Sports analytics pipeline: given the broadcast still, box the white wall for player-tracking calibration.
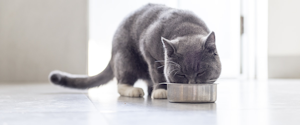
[268,0,300,78]
[269,0,300,56]
[0,0,88,82]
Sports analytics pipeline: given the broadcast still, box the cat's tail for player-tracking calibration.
[48,62,114,89]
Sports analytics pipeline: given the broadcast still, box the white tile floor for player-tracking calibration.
[1,79,300,125]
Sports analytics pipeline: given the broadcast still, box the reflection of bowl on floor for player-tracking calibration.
[166,83,217,103]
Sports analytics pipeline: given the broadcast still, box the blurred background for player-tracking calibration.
[0,0,299,83]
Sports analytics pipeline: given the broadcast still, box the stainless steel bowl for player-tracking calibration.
[166,83,217,103]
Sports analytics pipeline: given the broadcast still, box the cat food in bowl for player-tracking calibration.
[166,83,217,103]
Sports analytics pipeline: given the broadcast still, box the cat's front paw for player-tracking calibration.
[118,84,144,98]
[121,87,145,98]
[126,87,145,97]
[151,89,167,99]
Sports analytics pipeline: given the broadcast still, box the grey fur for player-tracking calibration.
[49,4,221,95]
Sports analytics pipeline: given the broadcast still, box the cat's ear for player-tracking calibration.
[205,31,216,49]
[161,37,175,56]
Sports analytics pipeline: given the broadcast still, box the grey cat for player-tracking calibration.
[49,4,221,99]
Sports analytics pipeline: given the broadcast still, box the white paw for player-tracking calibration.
[151,89,167,99]
[125,87,145,97]
[118,84,144,98]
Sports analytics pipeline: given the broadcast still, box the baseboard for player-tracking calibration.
[268,56,300,78]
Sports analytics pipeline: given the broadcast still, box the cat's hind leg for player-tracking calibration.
[113,52,145,98]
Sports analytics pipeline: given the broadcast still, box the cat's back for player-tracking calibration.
[124,4,171,41]
[122,4,208,41]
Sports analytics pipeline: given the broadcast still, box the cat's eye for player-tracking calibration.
[208,49,217,56]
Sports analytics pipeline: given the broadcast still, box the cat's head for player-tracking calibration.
[161,32,221,84]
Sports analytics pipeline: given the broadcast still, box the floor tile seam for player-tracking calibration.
[84,94,103,112]
[85,94,112,124]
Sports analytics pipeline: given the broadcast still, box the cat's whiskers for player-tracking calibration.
[155,60,181,68]
[157,65,164,69]
[173,71,179,76]
[168,69,179,76]
[156,63,178,69]
[155,60,165,63]
[167,61,181,68]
